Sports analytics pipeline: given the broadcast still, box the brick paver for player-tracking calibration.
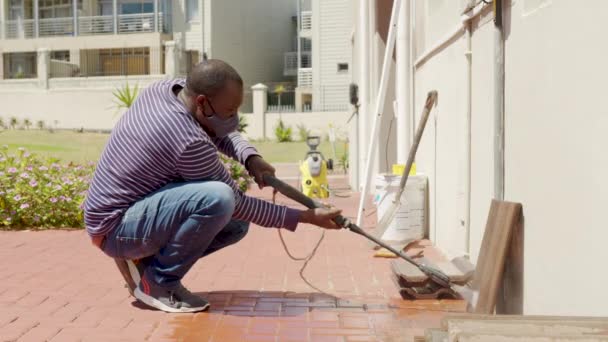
[0,167,465,341]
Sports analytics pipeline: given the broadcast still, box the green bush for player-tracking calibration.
[0,146,94,229]
[219,153,252,192]
[274,119,293,142]
[0,146,251,230]
[296,123,310,141]
[238,115,248,134]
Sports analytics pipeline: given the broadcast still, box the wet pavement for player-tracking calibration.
[0,169,465,341]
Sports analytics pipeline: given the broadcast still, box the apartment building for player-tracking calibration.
[282,0,352,112]
[0,0,295,127]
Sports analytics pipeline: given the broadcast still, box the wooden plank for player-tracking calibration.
[441,314,608,330]
[456,332,608,342]
[391,258,472,285]
[391,258,428,284]
[447,319,608,342]
[497,213,524,314]
[472,200,522,314]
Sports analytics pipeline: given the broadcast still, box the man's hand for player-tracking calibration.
[299,208,343,229]
[247,155,276,189]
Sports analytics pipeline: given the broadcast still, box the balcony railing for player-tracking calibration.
[301,11,312,31]
[39,17,74,37]
[5,19,35,39]
[2,13,164,39]
[78,15,113,35]
[298,68,313,88]
[284,51,312,76]
[118,13,161,34]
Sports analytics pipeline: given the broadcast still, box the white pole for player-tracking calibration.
[396,0,411,165]
[494,0,505,200]
[356,0,402,226]
[357,0,369,190]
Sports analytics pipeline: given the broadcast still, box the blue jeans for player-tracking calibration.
[101,181,249,288]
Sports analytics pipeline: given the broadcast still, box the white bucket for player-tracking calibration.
[373,174,427,244]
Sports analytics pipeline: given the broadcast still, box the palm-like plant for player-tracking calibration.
[37,120,45,130]
[23,118,32,130]
[9,117,18,130]
[273,84,286,112]
[112,83,139,116]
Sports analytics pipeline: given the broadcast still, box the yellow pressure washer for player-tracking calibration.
[299,136,333,198]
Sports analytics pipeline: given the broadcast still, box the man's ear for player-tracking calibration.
[195,94,206,108]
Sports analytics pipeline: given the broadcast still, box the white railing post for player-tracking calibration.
[72,0,78,36]
[153,0,159,32]
[112,0,118,34]
[252,83,268,139]
[37,48,50,89]
[33,0,39,38]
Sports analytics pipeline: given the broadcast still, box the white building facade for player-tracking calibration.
[285,0,352,113]
[0,0,296,128]
[351,0,608,317]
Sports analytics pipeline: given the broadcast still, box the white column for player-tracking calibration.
[37,48,50,89]
[396,0,411,164]
[356,0,369,189]
[33,0,39,38]
[251,83,268,139]
[164,40,178,77]
[113,0,118,34]
[72,0,78,36]
[0,0,6,40]
[153,0,158,32]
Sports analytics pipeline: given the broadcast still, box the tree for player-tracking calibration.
[9,117,18,130]
[37,120,45,130]
[23,119,32,130]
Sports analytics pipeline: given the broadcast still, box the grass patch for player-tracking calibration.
[0,130,346,164]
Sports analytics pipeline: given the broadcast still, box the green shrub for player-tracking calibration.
[0,146,94,229]
[296,123,310,141]
[238,115,248,134]
[112,82,139,116]
[274,119,293,142]
[219,153,252,192]
[0,146,251,230]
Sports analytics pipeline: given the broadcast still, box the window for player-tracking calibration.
[121,2,153,14]
[51,50,70,62]
[186,0,199,22]
[337,63,349,72]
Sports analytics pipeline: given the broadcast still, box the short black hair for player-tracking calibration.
[185,59,243,97]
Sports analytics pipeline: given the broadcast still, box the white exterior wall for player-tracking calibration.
[311,0,352,111]
[241,111,351,141]
[0,33,165,53]
[0,76,165,129]
[355,0,608,316]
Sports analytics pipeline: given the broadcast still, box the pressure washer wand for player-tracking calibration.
[263,174,452,289]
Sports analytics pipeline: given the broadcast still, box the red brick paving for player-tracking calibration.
[0,170,465,341]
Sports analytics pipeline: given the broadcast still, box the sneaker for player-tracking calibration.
[114,257,150,296]
[134,275,210,313]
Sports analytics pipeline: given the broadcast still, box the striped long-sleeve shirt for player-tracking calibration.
[84,79,300,237]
